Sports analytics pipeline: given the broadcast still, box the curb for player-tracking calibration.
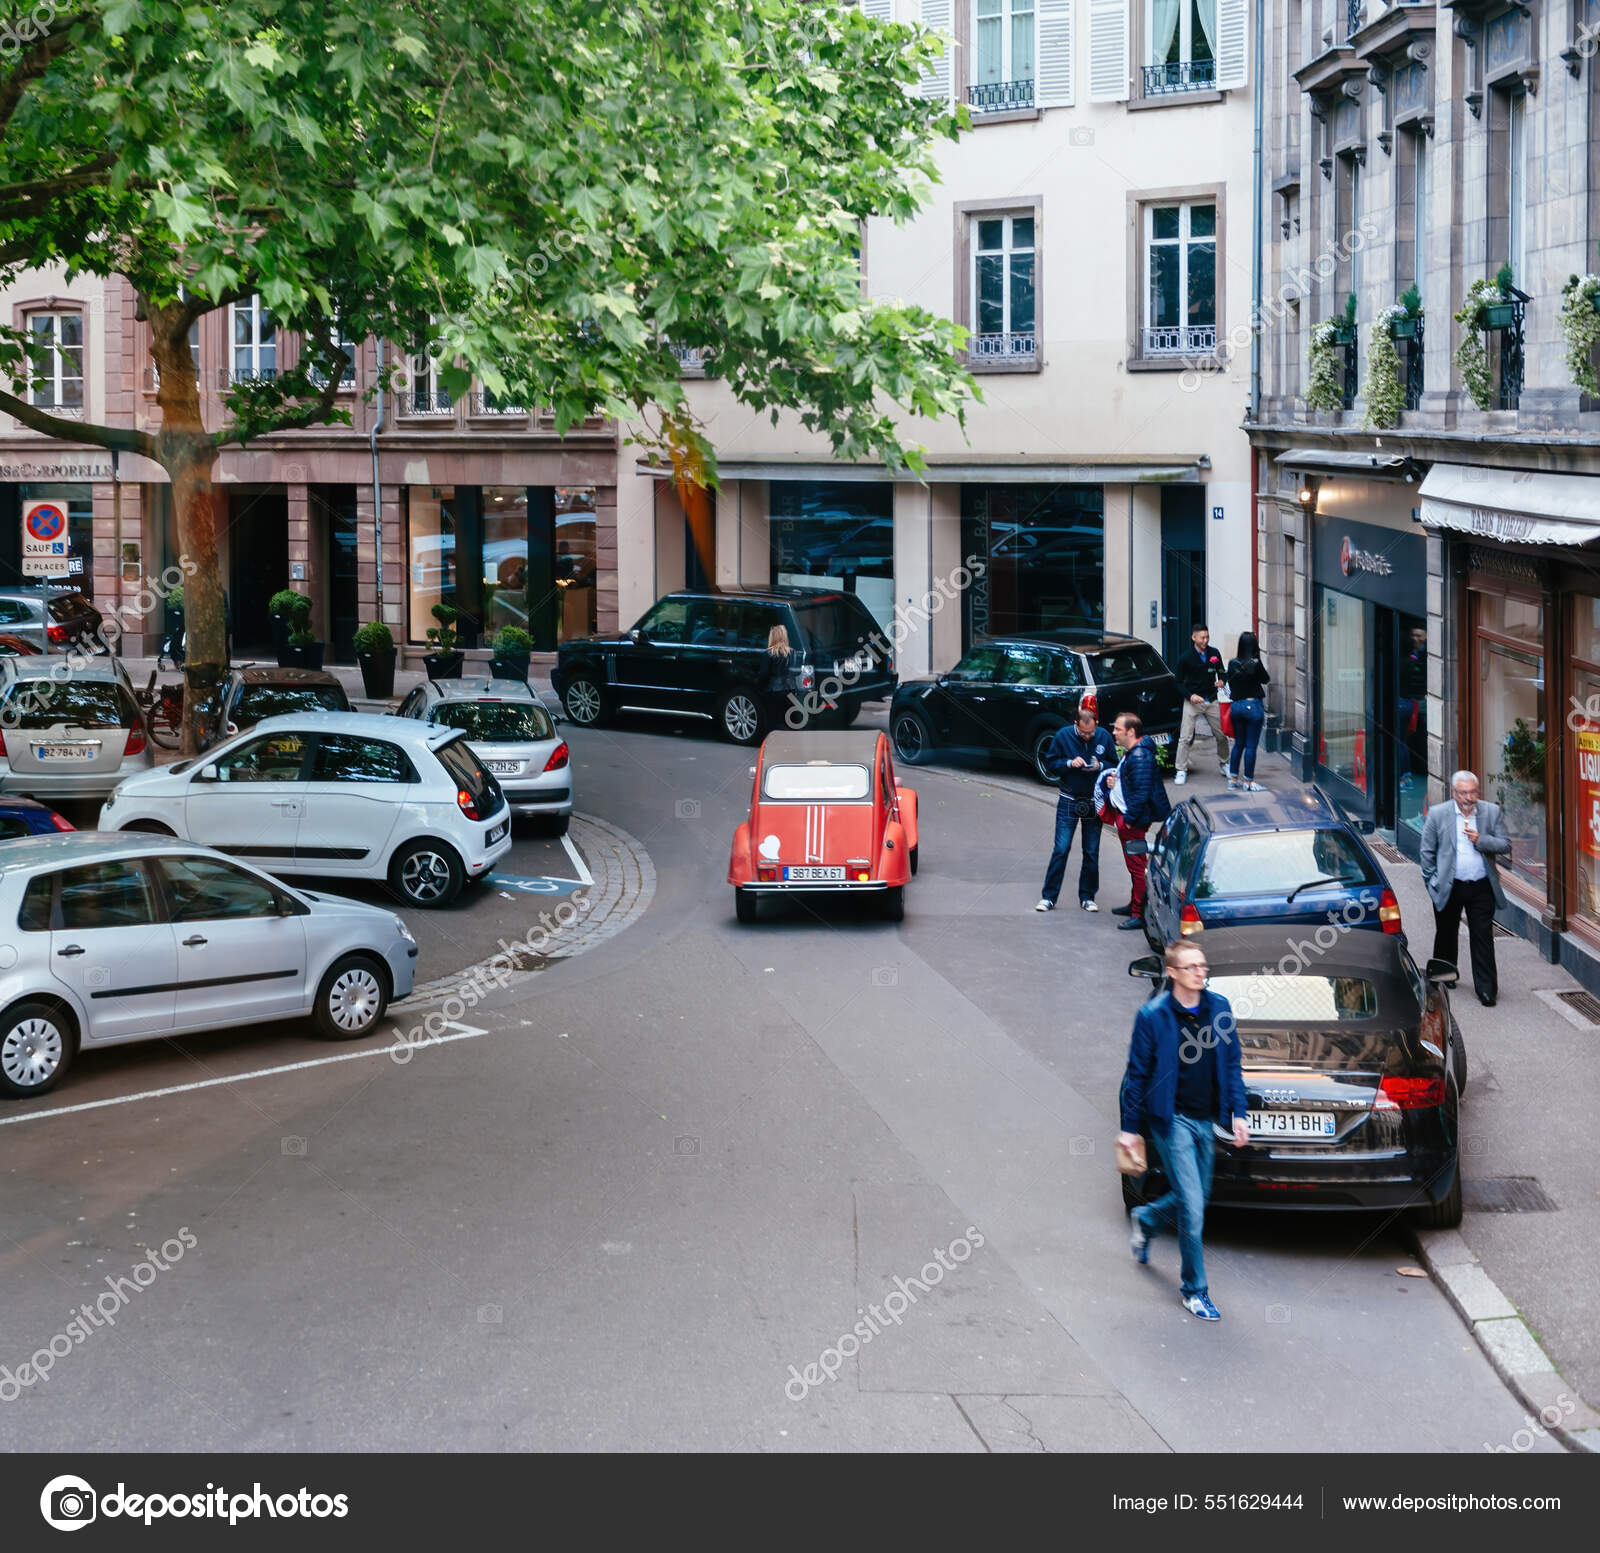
[1408,1226,1600,1453]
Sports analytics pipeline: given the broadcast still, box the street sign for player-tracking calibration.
[21,499,72,578]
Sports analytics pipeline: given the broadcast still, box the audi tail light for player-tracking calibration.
[1377,1075,1446,1110]
[543,741,570,772]
[1378,888,1402,935]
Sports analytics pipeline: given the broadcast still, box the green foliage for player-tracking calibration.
[286,597,316,646]
[1454,279,1504,411]
[493,625,535,653]
[1500,717,1545,785]
[426,602,460,654]
[1362,306,1406,430]
[270,589,312,620]
[1400,285,1422,318]
[353,620,394,654]
[165,584,183,612]
[1559,273,1600,399]
[1343,292,1358,327]
[1305,320,1347,413]
[1495,262,1515,295]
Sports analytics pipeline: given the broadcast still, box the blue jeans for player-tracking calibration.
[1134,1112,1215,1299]
[1042,796,1102,904]
[1227,698,1265,780]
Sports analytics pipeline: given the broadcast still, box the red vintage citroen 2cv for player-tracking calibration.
[728,730,918,923]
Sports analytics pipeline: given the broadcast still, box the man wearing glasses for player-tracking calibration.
[1117,942,1250,1321]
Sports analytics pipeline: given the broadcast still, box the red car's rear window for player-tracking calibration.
[762,764,871,801]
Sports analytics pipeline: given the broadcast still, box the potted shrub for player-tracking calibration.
[1559,268,1600,398]
[281,597,325,670]
[270,589,311,664]
[1453,276,1506,410]
[1482,263,1518,329]
[423,602,465,680]
[1331,291,1357,344]
[1391,284,1422,340]
[353,619,397,700]
[490,624,535,681]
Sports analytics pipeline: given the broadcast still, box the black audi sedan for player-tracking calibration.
[890,632,1182,782]
[1122,926,1465,1227]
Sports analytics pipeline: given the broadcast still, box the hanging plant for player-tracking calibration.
[1363,304,1407,429]
[1559,272,1600,398]
[1453,277,1503,411]
[1305,318,1346,412]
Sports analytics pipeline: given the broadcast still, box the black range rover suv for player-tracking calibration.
[890,632,1183,783]
[552,587,896,744]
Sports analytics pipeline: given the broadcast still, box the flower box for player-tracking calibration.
[1331,323,1356,344]
[1482,302,1518,329]
[1390,316,1419,339]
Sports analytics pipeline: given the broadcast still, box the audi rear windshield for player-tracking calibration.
[3,681,135,728]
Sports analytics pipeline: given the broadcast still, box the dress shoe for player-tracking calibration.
[1111,904,1134,916]
[1478,993,1497,1008]
[1116,917,1146,931]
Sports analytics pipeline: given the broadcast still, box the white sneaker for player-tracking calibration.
[1174,770,1188,785]
[1244,781,1267,793]
[1035,899,1055,912]
[1219,763,1230,778]
[1080,899,1099,912]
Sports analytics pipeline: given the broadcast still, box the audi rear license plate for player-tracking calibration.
[487,822,508,843]
[1248,1110,1335,1138]
[488,761,521,775]
[783,866,845,881]
[39,744,95,761]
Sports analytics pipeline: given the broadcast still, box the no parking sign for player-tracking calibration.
[21,499,71,577]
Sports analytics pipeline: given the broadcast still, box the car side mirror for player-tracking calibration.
[1128,954,1162,980]
[630,628,644,643]
[1425,958,1459,986]
[197,763,219,782]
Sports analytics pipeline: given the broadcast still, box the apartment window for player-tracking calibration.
[1145,0,1216,95]
[26,313,84,414]
[308,316,357,388]
[1507,91,1526,287]
[972,0,1036,110]
[972,214,1036,362]
[406,348,452,414]
[1143,202,1216,355]
[229,296,275,382]
[1333,153,1359,305]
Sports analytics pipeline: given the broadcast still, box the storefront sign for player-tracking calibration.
[0,459,114,481]
[1313,515,1425,614]
[1577,729,1600,861]
[21,499,73,577]
[1339,536,1392,577]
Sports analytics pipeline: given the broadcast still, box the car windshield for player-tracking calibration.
[763,763,871,801]
[236,686,348,723]
[1195,829,1376,899]
[1084,645,1168,683]
[432,701,553,742]
[1206,974,1380,1022]
[3,681,132,728]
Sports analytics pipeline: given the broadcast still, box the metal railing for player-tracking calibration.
[470,391,529,416]
[967,78,1035,112]
[404,388,454,415]
[970,331,1037,362]
[1341,335,1358,411]
[1402,316,1425,411]
[219,366,277,388]
[1142,324,1218,356]
[1486,289,1529,411]
[1347,0,1365,40]
[1142,59,1216,95]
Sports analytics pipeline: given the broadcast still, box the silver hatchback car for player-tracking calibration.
[0,832,418,1098]
[0,658,151,800]
[396,677,573,832]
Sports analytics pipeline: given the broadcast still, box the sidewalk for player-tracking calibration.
[1263,747,1600,1449]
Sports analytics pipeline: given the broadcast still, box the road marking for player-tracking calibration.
[491,874,577,895]
[0,1023,496,1129]
[560,831,593,886]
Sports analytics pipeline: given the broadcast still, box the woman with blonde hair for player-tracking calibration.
[763,623,795,733]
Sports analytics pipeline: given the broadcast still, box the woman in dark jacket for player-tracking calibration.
[1224,631,1271,791]
[763,623,797,732]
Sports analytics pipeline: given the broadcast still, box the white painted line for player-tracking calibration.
[560,831,594,887]
[0,1024,494,1129]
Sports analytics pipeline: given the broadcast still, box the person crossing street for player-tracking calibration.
[1173,624,1229,785]
[1035,706,1118,913]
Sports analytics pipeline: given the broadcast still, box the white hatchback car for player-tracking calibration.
[0,832,417,1098]
[100,712,513,908]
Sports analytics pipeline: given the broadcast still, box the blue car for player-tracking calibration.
[1141,786,1402,950]
[0,796,74,840]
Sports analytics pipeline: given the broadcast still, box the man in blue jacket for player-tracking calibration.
[1117,940,1250,1321]
[1109,713,1172,930]
[1036,705,1119,912]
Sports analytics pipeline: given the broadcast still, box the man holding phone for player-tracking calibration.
[1036,705,1118,912]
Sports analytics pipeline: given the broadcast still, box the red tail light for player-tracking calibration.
[125,725,146,756]
[1377,1075,1446,1110]
[456,788,480,821]
[1081,693,1098,716]
[1378,888,1402,935]
[0,729,6,756]
[757,863,778,881]
[47,623,68,645]
[543,741,570,772]
[798,664,815,690]
[49,811,75,832]
[1179,902,1203,936]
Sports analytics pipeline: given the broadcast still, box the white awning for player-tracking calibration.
[1274,450,1408,473]
[1419,463,1600,546]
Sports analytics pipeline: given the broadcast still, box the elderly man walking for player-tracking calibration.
[1420,770,1511,1007]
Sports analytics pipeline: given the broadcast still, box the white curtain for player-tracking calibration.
[1151,0,1180,62]
[1194,0,1217,60]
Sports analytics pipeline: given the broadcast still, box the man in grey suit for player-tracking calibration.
[1419,770,1511,1007]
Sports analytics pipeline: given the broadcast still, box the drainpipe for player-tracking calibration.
[370,337,385,615]
[1249,1,1266,655]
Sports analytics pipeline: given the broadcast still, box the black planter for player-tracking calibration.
[278,642,326,671]
[489,652,531,683]
[270,613,289,658]
[357,648,397,700]
[424,650,465,682]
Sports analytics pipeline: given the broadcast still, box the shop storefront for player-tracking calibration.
[1310,512,1428,856]
[961,483,1105,645]
[770,480,894,633]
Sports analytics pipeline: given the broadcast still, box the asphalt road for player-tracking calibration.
[0,712,1557,1452]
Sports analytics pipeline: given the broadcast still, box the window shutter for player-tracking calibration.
[859,0,894,19]
[918,0,955,104]
[1215,0,1249,91]
[1087,0,1128,103]
[1036,0,1075,107]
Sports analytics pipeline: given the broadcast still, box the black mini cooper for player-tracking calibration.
[1122,925,1465,1227]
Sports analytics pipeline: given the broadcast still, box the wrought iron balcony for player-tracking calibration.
[1141,59,1216,96]
[670,343,713,376]
[28,397,84,419]
[967,78,1035,112]
[970,331,1037,363]
[1347,0,1366,41]
[219,366,277,388]
[1142,324,1218,356]
[1401,316,1425,411]
[1341,334,1359,411]
[471,391,529,416]
[405,388,454,415]
[1484,286,1529,411]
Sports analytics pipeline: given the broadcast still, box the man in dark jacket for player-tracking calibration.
[1036,706,1118,912]
[1109,713,1172,929]
[1173,624,1229,785]
[1118,940,1250,1321]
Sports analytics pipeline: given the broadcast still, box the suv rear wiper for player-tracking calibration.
[1285,875,1345,905]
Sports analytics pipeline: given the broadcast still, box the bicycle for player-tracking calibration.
[136,670,185,750]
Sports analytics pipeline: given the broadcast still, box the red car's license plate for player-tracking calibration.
[783,866,845,881]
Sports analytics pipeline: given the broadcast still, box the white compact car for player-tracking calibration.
[0,832,418,1098]
[100,711,513,908]
[395,677,573,832]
